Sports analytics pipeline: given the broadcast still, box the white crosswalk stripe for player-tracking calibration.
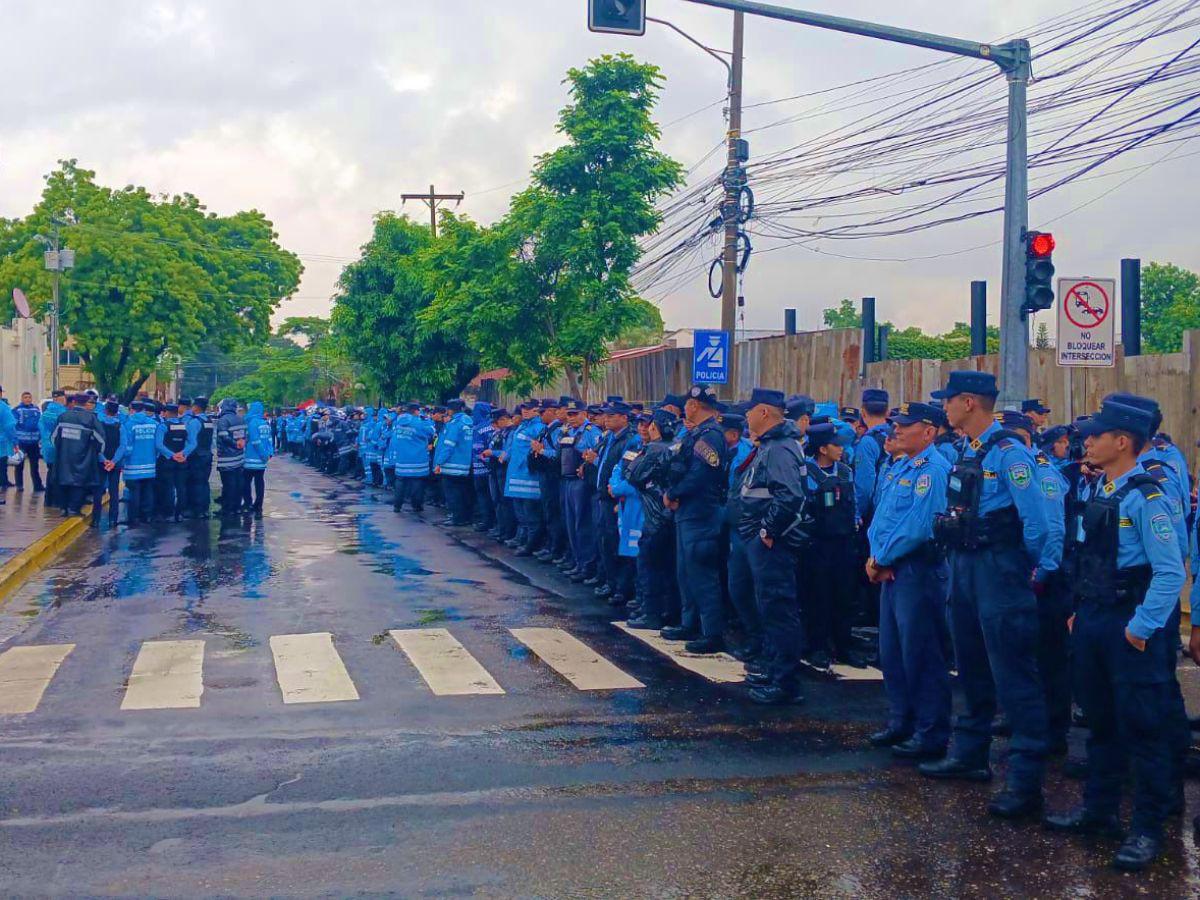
[121,640,206,710]
[510,627,644,691]
[390,628,504,696]
[613,622,746,683]
[269,632,360,704]
[0,644,75,714]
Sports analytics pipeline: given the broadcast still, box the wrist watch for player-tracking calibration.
[759,528,769,541]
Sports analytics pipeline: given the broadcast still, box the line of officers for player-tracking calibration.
[283,372,1194,872]
[30,391,275,526]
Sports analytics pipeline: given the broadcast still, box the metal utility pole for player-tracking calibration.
[720,11,745,396]
[42,217,75,393]
[683,0,1035,401]
[400,185,465,239]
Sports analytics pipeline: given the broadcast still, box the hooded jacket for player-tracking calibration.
[52,405,105,487]
[736,420,811,548]
[121,409,160,480]
[39,400,66,464]
[434,409,474,476]
[471,403,493,476]
[244,402,274,471]
[13,401,40,445]
[387,411,436,478]
[215,399,248,470]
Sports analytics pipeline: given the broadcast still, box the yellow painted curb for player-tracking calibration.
[0,501,105,606]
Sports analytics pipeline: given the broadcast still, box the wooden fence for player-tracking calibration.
[479,327,1200,469]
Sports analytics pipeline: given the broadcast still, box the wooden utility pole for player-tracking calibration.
[400,185,465,238]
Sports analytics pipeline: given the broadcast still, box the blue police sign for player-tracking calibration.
[692,330,730,384]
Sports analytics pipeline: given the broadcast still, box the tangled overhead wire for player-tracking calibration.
[634,0,1200,301]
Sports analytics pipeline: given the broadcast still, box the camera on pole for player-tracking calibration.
[1021,230,1056,317]
[588,0,646,36]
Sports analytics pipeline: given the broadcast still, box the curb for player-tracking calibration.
[0,501,104,606]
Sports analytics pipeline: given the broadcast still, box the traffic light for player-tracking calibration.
[588,0,646,36]
[1022,230,1056,316]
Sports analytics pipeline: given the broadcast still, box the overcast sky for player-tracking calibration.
[2,0,1196,340]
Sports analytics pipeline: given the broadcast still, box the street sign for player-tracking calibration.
[588,0,645,36]
[1056,277,1116,368]
[12,288,30,318]
[692,329,730,384]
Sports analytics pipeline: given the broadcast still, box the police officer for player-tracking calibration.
[471,402,496,533]
[626,409,681,630]
[155,401,195,522]
[214,399,248,519]
[738,388,809,704]
[187,398,215,519]
[593,401,636,602]
[434,399,474,526]
[243,401,273,518]
[921,371,1051,820]
[803,422,866,669]
[121,400,159,526]
[502,402,545,552]
[1044,399,1185,872]
[92,399,126,528]
[853,388,891,522]
[13,390,44,492]
[532,399,567,562]
[722,410,761,663]
[556,400,600,581]
[1022,398,1051,431]
[389,402,436,513]
[866,401,953,758]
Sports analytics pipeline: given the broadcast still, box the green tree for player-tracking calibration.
[1035,321,1051,349]
[820,299,1001,360]
[421,54,682,397]
[1141,262,1200,353]
[0,161,301,401]
[333,214,478,401]
[822,299,860,329]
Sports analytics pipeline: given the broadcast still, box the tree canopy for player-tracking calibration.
[1140,261,1200,354]
[822,298,1000,359]
[0,160,302,402]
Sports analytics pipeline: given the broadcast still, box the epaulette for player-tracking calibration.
[1035,453,1049,466]
[911,456,927,467]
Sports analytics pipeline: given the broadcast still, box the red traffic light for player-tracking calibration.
[1027,232,1055,257]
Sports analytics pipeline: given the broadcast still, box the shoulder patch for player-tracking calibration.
[1150,513,1174,544]
[1008,462,1033,490]
[914,473,932,496]
[622,450,639,461]
[694,439,721,468]
[1040,476,1059,498]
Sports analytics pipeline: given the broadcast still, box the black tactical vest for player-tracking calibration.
[559,427,583,478]
[163,420,189,454]
[100,418,122,458]
[809,462,856,538]
[1071,474,1160,608]
[935,429,1025,550]
[194,414,214,455]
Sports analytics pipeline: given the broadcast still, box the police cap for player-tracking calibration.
[862,388,889,406]
[785,394,816,420]
[564,399,587,413]
[605,395,624,404]
[607,401,633,417]
[995,410,1034,433]
[720,412,747,433]
[1077,400,1154,440]
[748,387,786,410]
[805,422,840,453]
[1021,398,1050,414]
[839,406,860,422]
[446,399,466,412]
[931,370,999,400]
[660,393,687,411]
[1103,392,1162,432]
[687,385,721,408]
[490,407,508,419]
[178,397,192,408]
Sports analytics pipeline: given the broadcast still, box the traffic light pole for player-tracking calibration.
[680,0,1033,400]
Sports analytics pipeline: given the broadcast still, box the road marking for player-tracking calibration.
[509,627,643,691]
[0,644,75,714]
[389,628,505,696]
[269,633,360,704]
[121,640,205,710]
[614,622,746,683]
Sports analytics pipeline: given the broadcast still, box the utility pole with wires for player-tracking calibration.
[400,185,465,239]
[720,11,745,397]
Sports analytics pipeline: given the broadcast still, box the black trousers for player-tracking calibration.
[803,536,858,659]
[187,455,212,517]
[442,476,473,524]
[159,461,188,520]
[636,525,678,625]
[394,477,427,512]
[243,468,266,511]
[126,478,155,524]
[60,484,90,514]
[473,475,495,528]
[219,469,244,516]
[92,466,121,524]
[14,442,43,490]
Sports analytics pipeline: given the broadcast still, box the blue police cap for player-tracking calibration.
[193,396,209,409]
[559,395,574,406]
[1037,424,1070,447]
[996,410,1035,432]
[1021,398,1050,414]
[862,388,889,406]
[839,406,860,422]
[889,401,941,426]
[720,412,746,432]
[651,408,679,432]
[539,398,559,410]
[405,402,420,411]
[178,397,193,408]
[630,402,645,413]
[1077,400,1154,440]
[605,395,624,404]
[785,394,816,419]
[564,399,587,413]
[607,401,633,416]
[104,400,119,415]
[687,385,721,408]
[586,404,604,415]
[490,407,508,419]
[931,370,999,400]
[1103,392,1162,431]
[805,422,841,453]
[748,387,786,410]
[661,393,687,410]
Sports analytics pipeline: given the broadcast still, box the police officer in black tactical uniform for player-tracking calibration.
[662,385,730,654]
[738,387,811,705]
[187,397,215,519]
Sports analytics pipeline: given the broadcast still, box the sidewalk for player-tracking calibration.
[0,488,66,566]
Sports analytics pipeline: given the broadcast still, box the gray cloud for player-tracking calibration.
[1,0,1195,340]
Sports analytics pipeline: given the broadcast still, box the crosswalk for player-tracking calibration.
[0,624,881,715]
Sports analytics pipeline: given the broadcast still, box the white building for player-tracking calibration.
[0,317,48,400]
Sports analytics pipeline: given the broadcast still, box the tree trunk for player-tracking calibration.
[120,372,152,406]
[564,366,583,402]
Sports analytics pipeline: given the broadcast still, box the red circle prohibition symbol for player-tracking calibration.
[1063,282,1109,329]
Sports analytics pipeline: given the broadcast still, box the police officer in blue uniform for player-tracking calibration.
[867,401,953,758]
[626,409,682,630]
[921,371,1052,820]
[187,398,215,519]
[663,385,730,654]
[1021,398,1051,432]
[721,410,761,662]
[853,388,892,522]
[1044,399,1186,872]
[738,388,810,703]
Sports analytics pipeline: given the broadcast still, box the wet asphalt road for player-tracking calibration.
[1,457,1199,898]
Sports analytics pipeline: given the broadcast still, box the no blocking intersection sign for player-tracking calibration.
[1057,277,1116,368]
